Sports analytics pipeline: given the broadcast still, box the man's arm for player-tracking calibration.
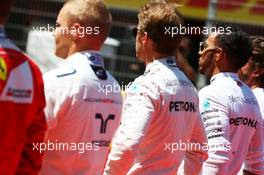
[244,112,264,175]
[15,109,46,175]
[42,72,72,129]
[183,114,208,175]
[15,60,47,175]
[198,89,232,175]
[103,82,158,175]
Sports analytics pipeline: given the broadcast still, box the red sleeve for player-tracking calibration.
[15,59,47,175]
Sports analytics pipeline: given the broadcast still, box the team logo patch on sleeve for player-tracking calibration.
[203,99,211,110]
[0,57,7,81]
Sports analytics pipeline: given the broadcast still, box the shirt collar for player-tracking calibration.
[145,56,177,72]
[80,50,105,68]
[210,72,240,83]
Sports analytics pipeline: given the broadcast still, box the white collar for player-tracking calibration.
[210,72,240,83]
[145,56,177,72]
[65,50,105,68]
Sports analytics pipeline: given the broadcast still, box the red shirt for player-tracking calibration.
[0,47,47,175]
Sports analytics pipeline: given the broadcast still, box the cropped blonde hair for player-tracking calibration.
[138,0,183,54]
[65,0,112,41]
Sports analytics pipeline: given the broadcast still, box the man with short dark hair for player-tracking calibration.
[239,36,264,103]
[0,0,47,174]
[103,1,208,175]
[198,28,264,174]
[238,36,264,175]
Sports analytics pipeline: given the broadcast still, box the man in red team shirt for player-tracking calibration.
[0,1,47,174]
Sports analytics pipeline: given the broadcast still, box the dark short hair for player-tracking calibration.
[250,36,264,67]
[138,0,183,54]
[215,26,252,71]
[251,36,264,85]
[0,0,14,22]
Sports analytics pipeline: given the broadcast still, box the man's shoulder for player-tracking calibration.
[253,88,264,96]
[0,47,43,80]
[199,83,238,108]
[199,85,213,93]
[0,47,27,63]
[133,65,195,93]
[43,53,82,80]
[44,67,77,79]
[43,66,78,89]
[0,48,42,103]
[252,88,264,106]
[199,74,237,95]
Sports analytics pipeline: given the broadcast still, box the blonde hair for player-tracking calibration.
[138,1,183,54]
[65,0,112,40]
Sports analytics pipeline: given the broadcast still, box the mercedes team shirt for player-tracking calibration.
[104,57,208,175]
[199,72,264,175]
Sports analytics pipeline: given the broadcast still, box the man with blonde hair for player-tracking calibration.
[40,0,122,174]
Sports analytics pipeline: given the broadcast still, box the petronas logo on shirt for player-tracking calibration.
[0,57,7,81]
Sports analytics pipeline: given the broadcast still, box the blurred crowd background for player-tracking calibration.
[5,0,264,87]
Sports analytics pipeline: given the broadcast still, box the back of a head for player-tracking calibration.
[138,0,183,54]
[0,0,14,24]
[251,36,264,67]
[65,0,111,42]
[251,36,264,86]
[215,26,252,71]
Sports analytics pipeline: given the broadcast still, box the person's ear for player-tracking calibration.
[215,48,224,62]
[252,66,264,78]
[71,23,81,41]
[141,32,148,45]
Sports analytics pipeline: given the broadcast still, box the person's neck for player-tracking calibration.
[248,80,263,89]
[144,51,174,65]
[211,65,237,78]
[67,44,101,57]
